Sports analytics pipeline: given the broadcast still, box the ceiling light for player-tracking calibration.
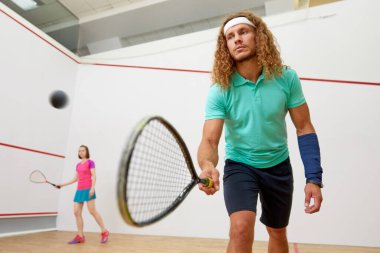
[11,0,39,11]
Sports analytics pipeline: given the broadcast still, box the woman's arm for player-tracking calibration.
[58,172,78,188]
[89,169,96,197]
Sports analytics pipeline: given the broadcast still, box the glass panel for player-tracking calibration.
[1,0,80,54]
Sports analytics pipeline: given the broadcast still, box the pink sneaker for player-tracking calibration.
[101,230,109,243]
[68,234,85,244]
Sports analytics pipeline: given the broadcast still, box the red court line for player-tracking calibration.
[300,77,380,86]
[0,142,65,159]
[0,212,58,217]
[90,63,211,74]
[1,6,380,87]
[92,63,380,86]
[0,8,79,64]
[294,242,300,253]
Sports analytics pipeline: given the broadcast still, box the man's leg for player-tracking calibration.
[223,160,260,253]
[267,226,288,253]
[227,210,256,253]
[257,158,293,253]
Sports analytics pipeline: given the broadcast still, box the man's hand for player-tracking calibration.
[198,165,220,195]
[304,183,323,213]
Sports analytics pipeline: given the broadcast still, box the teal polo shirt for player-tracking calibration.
[205,67,306,168]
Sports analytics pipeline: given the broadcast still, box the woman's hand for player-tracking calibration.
[89,188,95,197]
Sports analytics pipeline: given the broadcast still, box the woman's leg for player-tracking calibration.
[73,202,84,236]
[86,199,106,232]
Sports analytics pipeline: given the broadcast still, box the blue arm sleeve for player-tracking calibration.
[298,133,323,183]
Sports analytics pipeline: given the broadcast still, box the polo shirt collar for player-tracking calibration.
[231,69,265,87]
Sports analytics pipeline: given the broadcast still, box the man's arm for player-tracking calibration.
[289,102,315,135]
[289,103,323,214]
[197,119,224,195]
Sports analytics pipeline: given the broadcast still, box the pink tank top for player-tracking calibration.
[76,159,95,190]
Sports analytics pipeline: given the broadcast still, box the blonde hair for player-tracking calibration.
[212,11,283,89]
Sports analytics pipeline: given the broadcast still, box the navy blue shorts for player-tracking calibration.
[223,158,294,228]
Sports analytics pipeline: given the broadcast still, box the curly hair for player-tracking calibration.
[212,11,283,89]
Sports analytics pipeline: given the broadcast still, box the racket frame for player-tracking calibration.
[29,170,60,189]
[117,116,203,227]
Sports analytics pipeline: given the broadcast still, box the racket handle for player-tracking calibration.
[48,182,61,189]
[199,177,213,188]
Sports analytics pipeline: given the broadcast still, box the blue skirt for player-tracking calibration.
[73,189,96,203]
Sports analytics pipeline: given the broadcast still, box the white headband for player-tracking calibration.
[223,17,255,35]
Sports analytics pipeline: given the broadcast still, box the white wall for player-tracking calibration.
[1,0,379,248]
[0,4,78,220]
[57,0,380,248]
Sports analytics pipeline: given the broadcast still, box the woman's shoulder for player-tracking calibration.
[87,159,96,168]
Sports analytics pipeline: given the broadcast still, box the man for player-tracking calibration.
[197,11,323,253]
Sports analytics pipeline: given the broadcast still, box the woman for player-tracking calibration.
[59,145,109,244]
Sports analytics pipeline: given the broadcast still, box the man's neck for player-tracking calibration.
[235,58,262,83]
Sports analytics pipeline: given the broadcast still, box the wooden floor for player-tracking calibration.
[0,231,379,253]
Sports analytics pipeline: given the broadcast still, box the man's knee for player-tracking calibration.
[229,211,255,244]
[267,226,287,242]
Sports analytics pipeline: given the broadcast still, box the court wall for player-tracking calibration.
[0,0,379,247]
[59,0,380,247]
[0,3,78,235]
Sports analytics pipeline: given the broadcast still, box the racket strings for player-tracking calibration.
[126,119,193,224]
[29,170,47,183]
[134,121,189,222]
